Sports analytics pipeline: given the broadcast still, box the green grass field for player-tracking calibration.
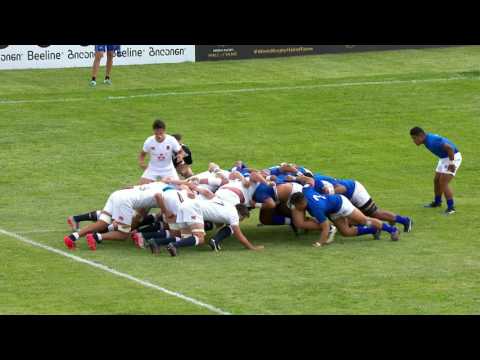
[1,46,479,314]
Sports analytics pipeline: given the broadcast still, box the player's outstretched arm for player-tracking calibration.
[231,225,264,250]
[192,185,215,200]
[139,151,148,170]
[154,193,173,219]
[165,178,189,185]
[249,171,268,185]
[333,184,347,194]
[291,208,324,231]
[295,175,314,187]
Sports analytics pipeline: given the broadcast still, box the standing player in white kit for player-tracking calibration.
[138,119,186,185]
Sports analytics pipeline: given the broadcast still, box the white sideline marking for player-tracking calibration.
[0,76,474,105]
[0,228,231,315]
[15,229,61,234]
[0,97,87,105]
[106,76,470,100]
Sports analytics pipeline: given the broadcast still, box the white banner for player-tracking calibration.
[0,45,195,70]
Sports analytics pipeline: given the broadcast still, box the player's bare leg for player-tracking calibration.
[85,221,131,250]
[77,220,109,238]
[434,172,442,198]
[104,51,114,84]
[439,173,456,214]
[333,217,358,237]
[426,172,443,208]
[63,219,108,250]
[90,51,104,86]
[371,209,412,233]
[97,230,129,241]
[346,208,399,241]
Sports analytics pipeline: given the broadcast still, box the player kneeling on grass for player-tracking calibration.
[63,182,170,250]
[146,198,263,256]
[289,185,400,248]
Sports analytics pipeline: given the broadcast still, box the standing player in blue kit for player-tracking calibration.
[410,127,462,215]
[90,45,121,87]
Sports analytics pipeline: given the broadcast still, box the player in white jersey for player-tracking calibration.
[162,162,231,199]
[131,186,194,248]
[138,119,186,184]
[159,197,263,256]
[63,182,170,251]
[214,171,262,208]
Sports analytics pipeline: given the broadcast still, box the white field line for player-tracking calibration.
[0,228,231,315]
[15,229,62,234]
[0,76,473,105]
[106,76,470,100]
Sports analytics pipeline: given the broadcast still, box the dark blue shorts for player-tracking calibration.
[95,45,121,53]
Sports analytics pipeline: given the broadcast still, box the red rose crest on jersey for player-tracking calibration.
[191,215,196,220]
[151,146,155,150]
[166,145,170,150]
[119,216,124,221]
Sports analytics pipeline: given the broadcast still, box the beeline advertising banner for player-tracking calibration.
[195,45,462,61]
[0,45,195,70]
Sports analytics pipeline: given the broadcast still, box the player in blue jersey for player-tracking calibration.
[90,45,121,87]
[261,163,313,185]
[410,127,462,215]
[294,173,413,232]
[289,186,400,247]
[231,161,252,179]
[252,181,304,234]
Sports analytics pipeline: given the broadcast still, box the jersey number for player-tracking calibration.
[313,194,326,201]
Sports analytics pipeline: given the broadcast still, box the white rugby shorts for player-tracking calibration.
[141,167,180,181]
[330,195,356,221]
[436,152,462,176]
[350,181,371,208]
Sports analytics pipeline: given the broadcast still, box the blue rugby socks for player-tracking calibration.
[447,199,455,210]
[272,215,292,225]
[174,236,198,248]
[394,215,409,226]
[381,223,397,234]
[356,225,377,236]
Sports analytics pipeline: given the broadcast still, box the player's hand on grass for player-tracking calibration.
[313,241,328,248]
[139,163,147,170]
[251,245,265,251]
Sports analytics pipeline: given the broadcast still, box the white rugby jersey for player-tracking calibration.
[197,199,240,226]
[143,135,181,172]
[215,179,258,206]
[163,188,192,215]
[126,181,170,209]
